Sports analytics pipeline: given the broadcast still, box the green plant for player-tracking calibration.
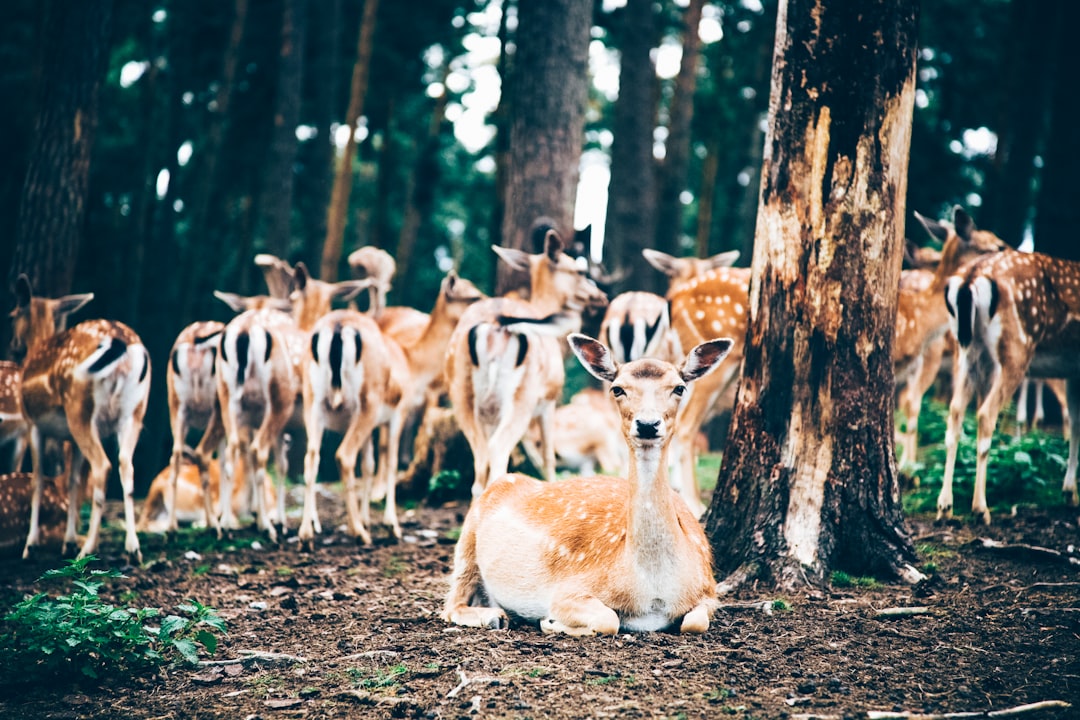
[830,571,880,589]
[771,598,792,612]
[0,556,226,684]
[382,556,408,578]
[348,663,408,690]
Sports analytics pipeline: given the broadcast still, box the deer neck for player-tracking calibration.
[402,301,455,381]
[625,440,683,561]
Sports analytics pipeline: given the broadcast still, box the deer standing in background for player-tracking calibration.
[445,231,608,496]
[0,362,29,472]
[11,275,151,561]
[347,246,396,317]
[643,249,748,517]
[893,208,1007,471]
[443,333,731,636]
[941,234,1080,523]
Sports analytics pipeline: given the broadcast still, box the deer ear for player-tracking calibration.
[952,207,975,242]
[642,249,680,277]
[568,333,617,383]
[293,261,310,290]
[54,293,94,318]
[14,274,32,309]
[706,250,741,269]
[492,245,531,271]
[331,280,370,303]
[213,290,251,313]
[914,210,950,244]
[544,229,563,261]
[681,338,733,382]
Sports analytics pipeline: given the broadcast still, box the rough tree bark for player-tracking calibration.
[655,0,704,261]
[704,0,924,590]
[260,0,307,260]
[604,0,659,296]
[497,0,591,295]
[321,0,379,282]
[9,0,113,297]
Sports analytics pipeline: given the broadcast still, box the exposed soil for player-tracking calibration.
[0,489,1077,720]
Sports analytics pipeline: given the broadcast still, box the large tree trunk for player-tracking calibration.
[321,0,379,282]
[705,0,923,591]
[9,0,113,297]
[1032,0,1079,261]
[603,0,660,296]
[497,0,591,295]
[260,0,307,260]
[654,0,704,261]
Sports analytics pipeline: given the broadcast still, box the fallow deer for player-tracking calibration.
[893,208,1007,470]
[522,387,626,476]
[443,333,732,635]
[164,320,226,534]
[599,291,679,366]
[941,229,1080,522]
[445,231,608,496]
[11,275,151,561]
[0,471,70,554]
[347,246,396,316]
[0,361,28,472]
[1016,378,1069,435]
[297,309,404,546]
[643,249,750,517]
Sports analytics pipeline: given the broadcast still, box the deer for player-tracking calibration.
[521,387,626,477]
[941,228,1080,523]
[893,208,1007,471]
[10,275,151,561]
[443,333,732,635]
[599,291,680,366]
[0,361,29,472]
[445,230,608,497]
[163,320,226,534]
[643,248,749,517]
[0,471,71,554]
[347,246,396,317]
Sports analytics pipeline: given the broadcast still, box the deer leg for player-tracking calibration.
[1033,379,1046,429]
[64,449,86,554]
[1063,379,1080,506]
[298,408,325,546]
[22,426,45,558]
[536,401,557,483]
[380,412,404,540]
[116,414,144,563]
[441,518,508,629]
[193,412,225,534]
[973,361,1015,525]
[1015,378,1030,437]
[73,428,111,561]
[680,600,715,634]
[939,353,975,521]
[167,408,188,535]
[341,413,378,543]
[542,594,620,637]
[273,433,291,536]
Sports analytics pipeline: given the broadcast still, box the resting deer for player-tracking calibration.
[0,361,29,472]
[443,333,732,635]
[643,249,749,517]
[11,275,151,561]
[164,320,226,534]
[893,208,1007,470]
[941,225,1080,523]
[445,230,608,496]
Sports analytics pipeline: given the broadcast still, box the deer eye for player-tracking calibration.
[611,386,626,399]
[673,385,686,397]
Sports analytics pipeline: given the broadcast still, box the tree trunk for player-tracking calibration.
[694,138,719,259]
[655,0,704,261]
[489,0,513,253]
[321,0,379,282]
[497,0,591,295]
[705,0,923,591]
[603,0,659,296]
[1032,0,1079,261]
[260,0,307,260]
[9,0,113,296]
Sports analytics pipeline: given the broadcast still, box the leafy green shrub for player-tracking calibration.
[0,556,226,684]
[904,399,1068,514]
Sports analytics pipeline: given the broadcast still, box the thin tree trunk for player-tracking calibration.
[490,0,513,252]
[655,0,704,260]
[497,0,591,295]
[9,0,113,296]
[321,0,379,282]
[694,138,719,258]
[604,0,659,296]
[261,0,307,260]
[705,0,922,591]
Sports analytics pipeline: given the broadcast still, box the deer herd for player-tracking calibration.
[2,206,1078,635]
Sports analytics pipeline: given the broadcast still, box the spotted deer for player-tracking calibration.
[643,249,750,517]
[11,275,151,561]
[445,231,608,496]
[164,321,226,534]
[893,208,1007,470]
[1,471,71,554]
[0,361,29,472]
[941,240,1080,523]
[443,333,732,635]
[599,291,679,366]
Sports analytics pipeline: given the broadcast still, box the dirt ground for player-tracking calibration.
[0,487,1077,720]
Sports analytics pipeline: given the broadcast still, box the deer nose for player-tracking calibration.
[635,419,661,439]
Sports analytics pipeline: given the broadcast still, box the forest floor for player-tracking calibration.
[0,485,1078,720]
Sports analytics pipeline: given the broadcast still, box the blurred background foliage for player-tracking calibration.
[0,0,1074,489]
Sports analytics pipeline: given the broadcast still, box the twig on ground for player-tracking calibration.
[972,538,1080,568]
[793,699,1071,720]
[446,667,500,699]
[1016,582,1080,596]
[198,650,307,667]
[875,606,930,619]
